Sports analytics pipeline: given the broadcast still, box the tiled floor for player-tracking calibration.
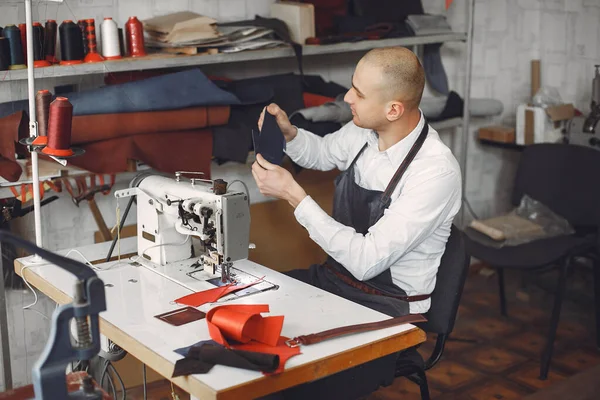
[369,265,600,400]
[125,264,599,400]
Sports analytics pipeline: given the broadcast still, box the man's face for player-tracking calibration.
[343,61,388,130]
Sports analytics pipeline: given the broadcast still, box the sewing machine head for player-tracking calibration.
[116,172,250,280]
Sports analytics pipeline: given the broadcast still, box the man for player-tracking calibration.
[252,47,462,319]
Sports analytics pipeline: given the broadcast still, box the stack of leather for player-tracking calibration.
[0,69,240,182]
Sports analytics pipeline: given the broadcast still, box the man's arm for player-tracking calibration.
[285,125,355,171]
[294,166,462,281]
[260,103,358,172]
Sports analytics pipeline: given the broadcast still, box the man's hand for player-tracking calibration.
[258,103,298,142]
[252,154,307,208]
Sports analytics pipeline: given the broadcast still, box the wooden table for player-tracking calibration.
[14,238,426,400]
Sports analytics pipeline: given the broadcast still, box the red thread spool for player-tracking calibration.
[18,23,27,64]
[32,90,51,146]
[83,19,104,63]
[43,97,74,157]
[125,16,146,57]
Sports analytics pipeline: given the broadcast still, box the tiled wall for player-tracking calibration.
[0,0,598,390]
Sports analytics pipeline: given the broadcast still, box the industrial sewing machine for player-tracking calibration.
[566,65,600,150]
[111,171,276,296]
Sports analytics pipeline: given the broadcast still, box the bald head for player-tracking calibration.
[360,47,425,111]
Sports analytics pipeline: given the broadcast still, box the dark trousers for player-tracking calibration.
[260,269,403,400]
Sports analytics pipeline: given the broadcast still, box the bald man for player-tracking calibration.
[252,47,461,318]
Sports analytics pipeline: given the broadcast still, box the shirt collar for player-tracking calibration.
[367,111,425,168]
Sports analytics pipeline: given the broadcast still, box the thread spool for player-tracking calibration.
[118,28,125,58]
[4,25,26,70]
[125,16,146,57]
[0,38,10,71]
[18,23,27,65]
[83,19,104,63]
[43,97,74,157]
[77,19,89,56]
[32,22,51,67]
[32,90,51,146]
[44,20,58,63]
[59,20,84,65]
[0,27,4,37]
[213,179,227,195]
[101,18,121,60]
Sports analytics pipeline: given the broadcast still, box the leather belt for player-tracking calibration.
[324,263,431,302]
[286,313,427,347]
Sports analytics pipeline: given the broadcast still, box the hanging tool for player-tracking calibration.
[0,230,106,399]
[63,175,115,242]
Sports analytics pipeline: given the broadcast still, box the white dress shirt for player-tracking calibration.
[285,112,462,313]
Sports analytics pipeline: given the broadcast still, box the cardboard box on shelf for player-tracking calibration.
[515,103,574,145]
[270,1,315,44]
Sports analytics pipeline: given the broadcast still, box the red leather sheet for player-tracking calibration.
[70,106,230,144]
[206,304,301,374]
[0,111,28,182]
[62,129,214,177]
[174,278,263,307]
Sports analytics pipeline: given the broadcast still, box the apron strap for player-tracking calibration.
[381,121,430,208]
[349,143,369,170]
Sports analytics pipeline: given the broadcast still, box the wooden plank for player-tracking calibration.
[219,328,426,400]
[249,167,337,272]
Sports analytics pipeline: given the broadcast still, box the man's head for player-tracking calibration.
[343,47,425,130]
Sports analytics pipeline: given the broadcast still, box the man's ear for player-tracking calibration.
[386,101,405,122]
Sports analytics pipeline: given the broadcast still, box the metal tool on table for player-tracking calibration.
[111,171,251,284]
[566,65,600,149]
[0,230,106,399]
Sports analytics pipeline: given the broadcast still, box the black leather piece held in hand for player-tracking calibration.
[254,111,285,165]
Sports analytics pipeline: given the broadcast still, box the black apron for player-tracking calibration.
[304,123,429,317]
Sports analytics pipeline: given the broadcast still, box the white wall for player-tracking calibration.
[0,0,599,389]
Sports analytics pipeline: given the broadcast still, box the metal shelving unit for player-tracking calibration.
[0,8,476,390]
[0,33,467,82]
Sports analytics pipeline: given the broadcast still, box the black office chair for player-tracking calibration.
[463,143,600,380]
[395,224,470,400]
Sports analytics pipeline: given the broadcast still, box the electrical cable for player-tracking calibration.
[227,179,251,205]
[107,361,126,400]
[462,196,479,220]
[141,235,191,260]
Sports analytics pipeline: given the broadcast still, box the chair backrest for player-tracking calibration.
[512,143,600,227]
[420,224,469,335]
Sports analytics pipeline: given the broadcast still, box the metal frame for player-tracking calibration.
[0,33,467,82]
[459,0,476,227]
[0,1,476,392]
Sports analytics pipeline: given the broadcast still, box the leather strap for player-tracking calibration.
[324,263,431,302]
[286,313,427,347]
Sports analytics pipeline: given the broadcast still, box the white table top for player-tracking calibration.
[16,238,424,399]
